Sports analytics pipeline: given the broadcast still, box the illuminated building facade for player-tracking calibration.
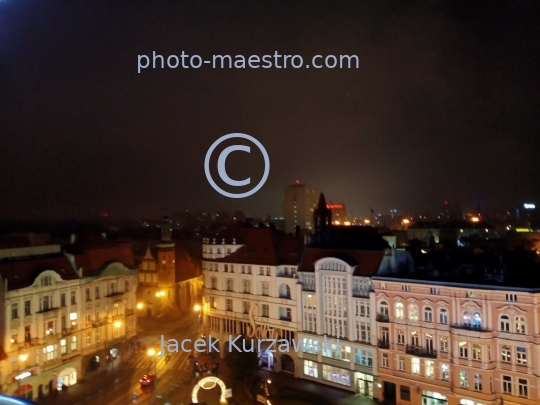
[373,275,540,405]
[0,236,138,400]
[201,225,304,374]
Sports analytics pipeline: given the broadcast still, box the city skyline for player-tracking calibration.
[1,2,540,220]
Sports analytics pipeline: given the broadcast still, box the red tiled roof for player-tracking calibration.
[211,228,304,266]
[0,254,80,290]
[175,249,201,283]
[69,233,136,276]
[299,248,384,276]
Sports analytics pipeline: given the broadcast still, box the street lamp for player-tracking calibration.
[136,303,144,310]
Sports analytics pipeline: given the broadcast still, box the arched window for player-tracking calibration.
[395,303,404,319]
[424,307,433,322]
[515,316,526,334]
[472,312,482,328]
[500,315,510,332]
[463,311,472,326]
[439,308,448,324]
[278,284,291,299]
[409,304,418,321]
[379,301,389,315]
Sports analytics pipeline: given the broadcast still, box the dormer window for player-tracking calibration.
[41,276,52,286]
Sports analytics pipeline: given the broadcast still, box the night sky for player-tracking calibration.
[1,1,539,220]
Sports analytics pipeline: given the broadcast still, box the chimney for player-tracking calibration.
[70,234,77,244]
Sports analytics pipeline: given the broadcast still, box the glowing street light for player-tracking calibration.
[471,217,480,222]
[136,303,144,309]
[114,321,122,329]
[402,219,410,224]
[194,304,201,312]
[364,219,370,224]
[155,291,165,297]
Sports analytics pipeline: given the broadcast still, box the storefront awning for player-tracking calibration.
[13,384,33,395]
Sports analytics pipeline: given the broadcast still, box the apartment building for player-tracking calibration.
[0,235,138,400]
[372,273,540,405]
[201,224,304,374]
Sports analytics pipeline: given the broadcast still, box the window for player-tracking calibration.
[395,303,404,319]
[398,356,405,371]
[95,286,100,299]
[472,312,482,327]
[460,371,468,388]
[225,299,232,311]
[439,308,448,324]
[409,304,418,321]
[463,311,471,326]
[304,360,318,378]
[382,353,388,368]
[459,342,468,358]
[259,267,264,275]
[43,344,56,362]
[397,330,405,345]
[441,364,449,381]
[85,288,91,301]
[466,291,476,298]
[502,375,512,394]
[241,265,246,274]
[266,267,271,276]
[500,315,510,332]
[518,378,528,398]
[24,300,31,316]
[242,301,250,314]
[440,336,448,352]
[321,365,351,386]
[70,291,76,305]
[425,360,434,378]
[11,303,18,319]
[211,277,217,289]
[247,265,252,274]
[379,301,389,315]
[60,339,67,355]
[474,373,482,391]
[506,293,517,302]
[355,349,373,366]
[209,296,216,309]
[501,345,511,362]
[41,276,52,286]
[85,333,91,346]
[401,285,410,292]
[261,282,269,296]
[226,279,233,292]
[230,265,234,273]
[517,347,527,365]
[124,280,129,292]
[411,358,420,374]
[515,316,526,334]
[472,344,481,361]
[400,386,410,401]
[410,331,419,346]
[224,264,229,273]
[60,293,66,307]
[424,307,433,322]
[262,304,269,317]
[243,280,251,294]
[71,336,77,350]
[430,287,440,295]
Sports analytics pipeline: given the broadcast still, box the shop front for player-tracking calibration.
[11,369,37,399]
[355,372,374,397]
[422,390,448,405]
[57,367,77,390]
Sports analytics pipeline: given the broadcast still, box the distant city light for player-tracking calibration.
[334,220,341,225]
[471,217,480,222]
[136,303,143,309]
[402,219,410,224]
[516,228,531,232]
[524,203,535,209]
[344,221,351,226]
[364,219,370,224]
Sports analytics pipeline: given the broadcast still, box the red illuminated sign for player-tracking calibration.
[326,204,343,209]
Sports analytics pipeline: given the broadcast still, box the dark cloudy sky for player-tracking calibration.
[1,1,539,220]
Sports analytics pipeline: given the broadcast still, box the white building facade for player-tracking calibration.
[201,229,304,375]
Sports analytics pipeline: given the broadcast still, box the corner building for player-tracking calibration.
[373,271,540,405]
[201,223,304,374]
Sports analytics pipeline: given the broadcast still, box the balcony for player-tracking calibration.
[405,345,437,358]
[36,306,60,314]
[301,285,315,292]
[276,270,296,278]
[105,291,124,298]
[279,316,292,322]
[450,323,491,333]
[377,339,390,349]
[376,313,390,322]
[352,289,370,298]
